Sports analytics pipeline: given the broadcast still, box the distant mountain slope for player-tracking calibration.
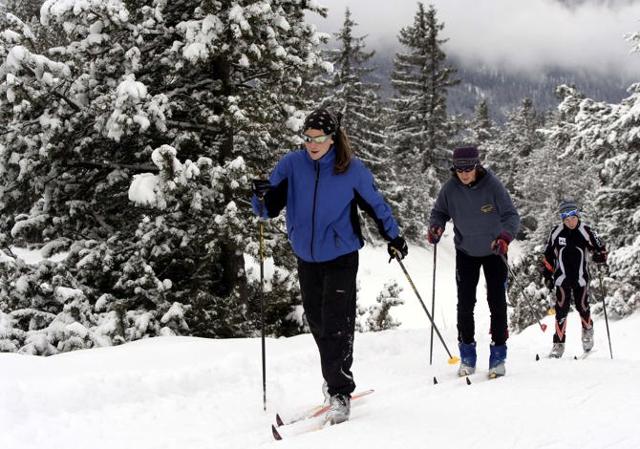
[367,51,631,122]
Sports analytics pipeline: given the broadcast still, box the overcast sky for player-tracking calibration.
[308,0,640,78]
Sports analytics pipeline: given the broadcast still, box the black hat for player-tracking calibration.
[452,146,480,169]
[303,108,340,136]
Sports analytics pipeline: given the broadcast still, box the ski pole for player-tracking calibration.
[429,244,437,365]
[596,266,613,359]
[499,255,548,332]
[258,199,267,411]
[392,251,460,365]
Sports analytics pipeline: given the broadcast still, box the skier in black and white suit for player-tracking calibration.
[540,199,607,358]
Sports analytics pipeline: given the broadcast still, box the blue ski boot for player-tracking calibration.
[458,341,477,376]
[488,343,507,378]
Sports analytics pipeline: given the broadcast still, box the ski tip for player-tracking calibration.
[272,424,282,441]
[465,376,471,385]
[433,376,438,385]
[448,356,461,365]
[535,353,540,361]
[275,413,284,427]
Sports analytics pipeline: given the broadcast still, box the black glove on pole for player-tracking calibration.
[253,179,272,198]
[387,236,408,262]
[542,270,555,291]
[592,250,607,264]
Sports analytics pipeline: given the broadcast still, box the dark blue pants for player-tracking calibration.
[297,251,358,396]
[456,250,509,346]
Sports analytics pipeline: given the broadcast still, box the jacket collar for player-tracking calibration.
[454,166,490,189]
[304,146,336,167]
[563,220,581,231]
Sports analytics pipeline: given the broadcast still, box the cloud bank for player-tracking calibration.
[308,0,640,78]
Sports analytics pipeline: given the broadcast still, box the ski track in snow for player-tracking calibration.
[1,228,639,449]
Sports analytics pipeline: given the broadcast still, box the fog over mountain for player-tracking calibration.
[310,0,640,120]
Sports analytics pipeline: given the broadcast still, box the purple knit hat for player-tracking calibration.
[452,146,480,169]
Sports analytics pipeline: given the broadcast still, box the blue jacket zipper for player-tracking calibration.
[310,161,320,261]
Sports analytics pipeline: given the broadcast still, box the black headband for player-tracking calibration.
[303,109,341,135]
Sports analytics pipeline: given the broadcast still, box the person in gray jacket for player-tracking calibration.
[427,146,520,378]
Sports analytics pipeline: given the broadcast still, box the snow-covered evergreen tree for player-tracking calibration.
[485,98,542,192]
[385,3,459,240]
[0,0,330,352]
[363,281,404,332]
[470,98,497,150]
[388,3,459,176]
[507,251,553,333]
[484,97,545,237]
[319,8,397,243]
[507,87,603,330]
[529,78,639,318]
[509,60,640,329]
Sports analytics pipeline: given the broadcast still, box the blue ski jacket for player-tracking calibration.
[252,147,399,262]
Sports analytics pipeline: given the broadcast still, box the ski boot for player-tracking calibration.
[458,341,477,376]
[488,343,507,378]
[549,342,565,358]
[582,326,594,353]
[322,381,330,406]
[326,394,350,425]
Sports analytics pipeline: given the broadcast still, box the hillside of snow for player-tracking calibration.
[1,229,638,449]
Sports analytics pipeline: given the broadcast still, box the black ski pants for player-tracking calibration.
[553,282,592,343]
[456,250,509,346]
[297,251,358,396]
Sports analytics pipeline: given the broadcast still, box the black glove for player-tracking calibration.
[252,179,271,198]
[540,264,554,291]
[387,236,408,262]
[592,250,607,264]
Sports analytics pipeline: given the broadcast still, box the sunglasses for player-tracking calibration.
[302,134,332,144]
[560,209,579,220]
[454,165,476,173]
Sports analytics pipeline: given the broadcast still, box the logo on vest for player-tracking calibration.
[559,237,566,246]
[480,204,494,214]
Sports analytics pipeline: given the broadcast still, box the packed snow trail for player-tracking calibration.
[1,313,639,449]
[1,230,639,449]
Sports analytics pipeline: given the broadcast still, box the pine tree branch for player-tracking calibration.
[66,160,159,172]
[92,212,115,234]
[166,120,221,134]
[165,79,218,98]
[19,64,82,112]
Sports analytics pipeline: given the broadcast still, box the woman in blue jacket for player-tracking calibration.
[252,108,407,425]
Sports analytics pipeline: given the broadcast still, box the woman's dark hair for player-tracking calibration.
[333,127,353,174]
[303,108,353,174]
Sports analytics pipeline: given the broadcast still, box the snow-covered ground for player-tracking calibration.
[1,229,638,449]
